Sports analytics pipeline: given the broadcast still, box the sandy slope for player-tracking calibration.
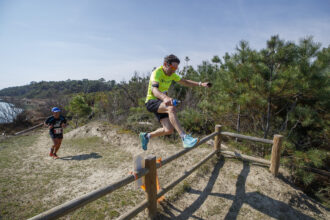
[25,121,329,219]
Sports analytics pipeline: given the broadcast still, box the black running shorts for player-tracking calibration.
[145,99,168,122]
[49,132,63,139]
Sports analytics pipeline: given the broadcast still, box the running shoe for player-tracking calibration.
[183,134,199,148]
[139,132,149,151]
[53,153,59,159]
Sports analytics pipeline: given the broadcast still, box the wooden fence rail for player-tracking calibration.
[15,123,43,135]
[29,125,282,220]
[220,131,274,144]
[118,150,219,220]
[221,131,283,175]
[221,150,271,166]
[157,131,220,169]
[157,150,218,199]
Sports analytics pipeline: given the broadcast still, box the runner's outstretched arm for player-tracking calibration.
[178,79,211,88]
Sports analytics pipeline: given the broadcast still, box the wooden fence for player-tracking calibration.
[14,123,43,135]
[28,125,282,220]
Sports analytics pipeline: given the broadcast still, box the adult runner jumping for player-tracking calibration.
[44,107,67,159]
[140,54,211,150]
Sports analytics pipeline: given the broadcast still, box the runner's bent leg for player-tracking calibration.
[155,101,199,148]
[157,102,185,136]
[149,118,174,138]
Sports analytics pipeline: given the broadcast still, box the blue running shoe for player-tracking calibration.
[183,134,199,148]
[139,132,149,151]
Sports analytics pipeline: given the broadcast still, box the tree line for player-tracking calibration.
[0,78,116,98]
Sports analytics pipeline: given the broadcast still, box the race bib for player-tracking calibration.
[54,128,62,134]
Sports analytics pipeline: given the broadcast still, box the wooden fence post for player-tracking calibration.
[270,135,283,176]
[144,155,157,219]
[214,125,222,157]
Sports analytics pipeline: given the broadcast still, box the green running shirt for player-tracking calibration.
[145,66,181,103]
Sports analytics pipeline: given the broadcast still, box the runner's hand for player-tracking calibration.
[201,82,212,88]
[164,97,173,106]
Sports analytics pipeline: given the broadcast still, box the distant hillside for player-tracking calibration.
[0,79,116,98]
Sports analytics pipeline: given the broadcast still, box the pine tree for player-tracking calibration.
[67,95,92,128]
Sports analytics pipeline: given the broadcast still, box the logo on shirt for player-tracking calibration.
[160,79,172,84]
[54,121,61,127]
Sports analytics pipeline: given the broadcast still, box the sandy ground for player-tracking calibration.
[6,121,329,219]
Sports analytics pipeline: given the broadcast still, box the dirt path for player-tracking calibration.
[24,125,139,202]
[1,121,329,219]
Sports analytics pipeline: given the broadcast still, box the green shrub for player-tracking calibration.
[178,109,205,134]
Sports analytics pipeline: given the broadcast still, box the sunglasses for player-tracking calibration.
[168,64,178,71]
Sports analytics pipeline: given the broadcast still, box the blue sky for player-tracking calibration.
[0,0,329,89]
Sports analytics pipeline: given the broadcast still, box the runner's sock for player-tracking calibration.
[50,148,54,153]
[180,133,186,141]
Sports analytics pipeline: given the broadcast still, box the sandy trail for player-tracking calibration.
[21,122,209,210]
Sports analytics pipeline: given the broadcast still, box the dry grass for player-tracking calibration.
[0,133,42,219]
[0,129,144,219]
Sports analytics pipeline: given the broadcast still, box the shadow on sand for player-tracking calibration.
[59,152,102,161]
[158,157,319,220]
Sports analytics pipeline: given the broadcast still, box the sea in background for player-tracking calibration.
[0,99,23,124]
